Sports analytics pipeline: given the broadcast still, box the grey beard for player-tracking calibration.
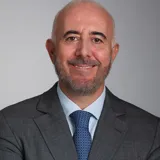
[54,58,112,96]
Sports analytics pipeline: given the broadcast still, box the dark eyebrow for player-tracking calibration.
[63,30,80,38]
[90,31,107,39]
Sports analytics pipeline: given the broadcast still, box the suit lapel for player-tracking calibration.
[34,84,77,160]
[33,84,128,160]
[89,88,128,160]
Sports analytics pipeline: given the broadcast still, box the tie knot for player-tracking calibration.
[70,110,92,129]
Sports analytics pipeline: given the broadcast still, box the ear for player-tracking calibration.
[46,39,56,64]
[111,43,119,63]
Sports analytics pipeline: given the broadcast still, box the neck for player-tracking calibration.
[59,82,105,109]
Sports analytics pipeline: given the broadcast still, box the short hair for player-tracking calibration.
[51,0,116,46]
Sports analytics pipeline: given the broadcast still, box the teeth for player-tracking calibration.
[75,65,92,68]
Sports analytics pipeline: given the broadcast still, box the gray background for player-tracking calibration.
[0,0,159,116]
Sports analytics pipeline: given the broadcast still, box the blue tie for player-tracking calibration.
[70,110,92,160]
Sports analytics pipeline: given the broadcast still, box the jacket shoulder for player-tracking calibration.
[1,94,42,118]
[107,88,159,121]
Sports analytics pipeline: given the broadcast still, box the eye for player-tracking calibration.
[65,36,79,42]
[92,38,103,44]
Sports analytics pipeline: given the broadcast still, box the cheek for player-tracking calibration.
[56,43,77,62]
[92,48,112,66]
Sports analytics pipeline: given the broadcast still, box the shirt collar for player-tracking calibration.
[57,83,106,120]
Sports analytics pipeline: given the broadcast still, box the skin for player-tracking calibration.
[46,2,119,109]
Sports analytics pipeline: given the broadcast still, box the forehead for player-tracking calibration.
[56,3,114,37]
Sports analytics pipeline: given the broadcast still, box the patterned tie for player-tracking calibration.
[70,110,92,160]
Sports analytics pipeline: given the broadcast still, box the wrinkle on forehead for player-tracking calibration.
[52,1,115,42]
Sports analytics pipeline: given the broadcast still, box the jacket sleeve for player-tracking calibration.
[147,118,160,160]
[0,112,23,160]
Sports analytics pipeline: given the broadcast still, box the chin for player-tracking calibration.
[72,77,94,85]
[67,78,101,96]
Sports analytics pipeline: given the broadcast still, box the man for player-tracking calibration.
[0,0,160,160]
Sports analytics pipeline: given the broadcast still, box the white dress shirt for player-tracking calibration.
[57,84,106,140]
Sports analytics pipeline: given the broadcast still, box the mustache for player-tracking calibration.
[68,58,100,66]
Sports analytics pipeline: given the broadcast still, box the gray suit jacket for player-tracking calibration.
[0,83,160,160]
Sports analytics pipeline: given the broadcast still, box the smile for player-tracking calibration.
[71,64,95,69]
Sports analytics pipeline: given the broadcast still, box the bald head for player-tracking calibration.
[51,0,115,45]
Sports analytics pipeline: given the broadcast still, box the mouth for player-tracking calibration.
[70,64,96,69]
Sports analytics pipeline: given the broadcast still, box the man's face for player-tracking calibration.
[47,3,119,95]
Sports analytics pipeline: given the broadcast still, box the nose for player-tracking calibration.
[75,38,92,57]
